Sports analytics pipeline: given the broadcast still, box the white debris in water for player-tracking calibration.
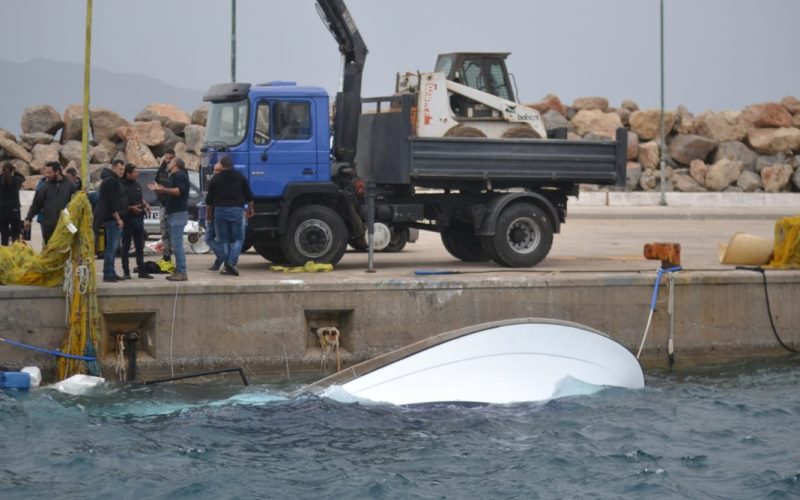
[280,280,305,285]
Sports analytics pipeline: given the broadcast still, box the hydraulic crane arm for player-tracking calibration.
[316,0,368,170]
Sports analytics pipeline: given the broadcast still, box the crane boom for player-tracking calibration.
[315,0,368,170]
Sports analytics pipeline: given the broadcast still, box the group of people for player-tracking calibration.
[98,150,191,283]
[1,149,253,284]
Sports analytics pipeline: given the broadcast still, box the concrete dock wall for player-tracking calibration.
[1,270,798,381]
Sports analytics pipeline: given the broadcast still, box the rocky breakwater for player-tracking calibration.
[3,95,800,194]
[0,103,208,189]
[528,95,800,193]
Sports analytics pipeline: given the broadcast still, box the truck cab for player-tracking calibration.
[202,81,332,198]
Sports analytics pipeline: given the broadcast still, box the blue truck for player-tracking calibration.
[200,0,626,268]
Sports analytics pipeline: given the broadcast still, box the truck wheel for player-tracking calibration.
[482,202,553,267]
[384,227,408,253]
[444,125,486,138]
[282,205,348,266]
[441,223,490,262]
[254,240,288,264]
[501,124,541,139]
[349,234,368,251]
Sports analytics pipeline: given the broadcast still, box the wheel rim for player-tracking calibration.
[506,217,541,254]
[295,219,333,258]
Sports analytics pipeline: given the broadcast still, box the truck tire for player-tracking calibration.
[444,125,486,138]
[384,227,408,253]
[501,124,540,139]
[441,223,490,262]
[254,240,288,264]
[281,204,348,266]
[482,202,553,267]
[349,234,368,251]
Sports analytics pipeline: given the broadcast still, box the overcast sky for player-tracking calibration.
[1,0,798,113]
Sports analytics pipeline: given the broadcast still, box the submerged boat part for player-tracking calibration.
[308,319,644,405]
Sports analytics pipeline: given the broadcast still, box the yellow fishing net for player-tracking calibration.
[0,192,101,379]
[767,215,800,269]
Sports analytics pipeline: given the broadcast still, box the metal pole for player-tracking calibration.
[366,183,376,273]
[231,0,237,82]
[658,0,667,206]
[80,0,93,190]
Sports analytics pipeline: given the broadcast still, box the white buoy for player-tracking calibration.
[49,374,105,395]
[20,366,41,387]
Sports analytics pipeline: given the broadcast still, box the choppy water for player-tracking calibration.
[2,359,799,499]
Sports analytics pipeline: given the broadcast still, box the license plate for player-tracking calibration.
[146,208,160,220]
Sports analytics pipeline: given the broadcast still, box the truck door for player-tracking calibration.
[248,99,318,198]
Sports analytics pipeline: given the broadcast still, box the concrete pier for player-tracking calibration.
[2,198,799,382]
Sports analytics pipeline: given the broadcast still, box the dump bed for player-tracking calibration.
[356,95,627,189]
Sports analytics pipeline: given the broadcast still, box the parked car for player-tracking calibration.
[136,168,203,239]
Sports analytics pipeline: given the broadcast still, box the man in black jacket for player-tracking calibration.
[205,156,254,276]
[120,164,153,280]
[0,162,25,245]
[24,161,76,245]
[94,160,127,282]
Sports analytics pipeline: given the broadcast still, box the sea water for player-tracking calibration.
[1,358,799,499]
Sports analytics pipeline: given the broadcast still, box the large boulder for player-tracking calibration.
[20,132,55,148]
[780,96,800,115]
[571,109,623,139]
[714,141,758,171]
[135,104,191,134]
[542,109,570,132]
[793,113,800,129]
[0,128,17,142]
[742,103,793,128]
[756,153,788,173]
[673,174,705,192]
[60,140,83,164]
[629,109,676,140]
[747,127,800,155]
[90,108,129,143]
[667,134,717,165]
[23,174,42,190]
[21,105,64,135]
[695,110,749,142]
[675,105,696,134]
[151,128,181,158]
[639,169,657,191]
[761,164,793,192]
[638,141,660,170]
[174,142,200,171]
[116,120,166,147]
[625,162,642,191]
[626,131,639,161]
[527,94,567,116]
[572,96,608,112]
[61,105,84,142]
[620,99,639,112]
[0,137,33,163]
[31,143,60,164]
[183,124,205,154]
[737,170,762,192]
[90,141,115,164]
[793,162,800,190]
[689,159,707,185]
[613,107,631,127]
[125,139,158,168]
[191,104,209,126]
[704,159,742,191]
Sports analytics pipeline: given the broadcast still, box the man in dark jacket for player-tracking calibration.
[120,164,153,280]
[94,160,127,282]
[24,161,77,245]
[0,162,25,245]
[154,149,175,264]
[149,157,190,282]
[205,157,254,276]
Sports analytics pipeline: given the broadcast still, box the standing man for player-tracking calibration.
[64,166,82,191]
[204,162,225,272]
[24,161,76,246]
[149,157,190,282]
[0,162,25,245]
[94,159,127,283]
[154,149,175,264]
[120,164,153,280]
[205,157,254,276]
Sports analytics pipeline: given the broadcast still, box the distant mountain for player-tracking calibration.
[0,58,205,135]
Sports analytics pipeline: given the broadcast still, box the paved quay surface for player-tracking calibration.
[90,204,797,284]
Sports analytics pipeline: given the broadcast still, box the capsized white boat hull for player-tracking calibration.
[311,319,644,405]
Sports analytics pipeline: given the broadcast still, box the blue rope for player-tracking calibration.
[649,266,682,311]
[0,338,97,361]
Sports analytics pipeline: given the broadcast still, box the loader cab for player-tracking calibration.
[435,52,516,118]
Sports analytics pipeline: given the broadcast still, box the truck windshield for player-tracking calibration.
[205,99,249,146]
